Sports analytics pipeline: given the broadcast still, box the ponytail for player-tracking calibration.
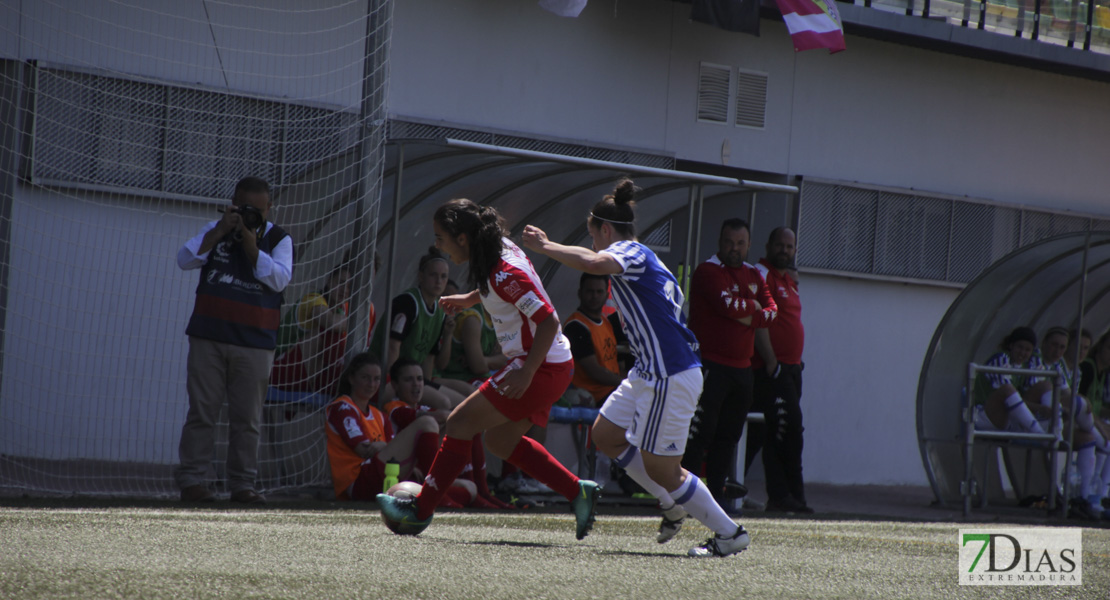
[433,199,506,295]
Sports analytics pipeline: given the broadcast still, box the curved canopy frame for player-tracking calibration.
[917,231,1110,505]
[370,138,797,359]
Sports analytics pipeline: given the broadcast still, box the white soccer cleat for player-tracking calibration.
[657,505,687,544]
[687,525,750,557]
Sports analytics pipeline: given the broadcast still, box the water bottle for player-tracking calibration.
[383,462,400,493]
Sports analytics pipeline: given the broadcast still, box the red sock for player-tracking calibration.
[415,432,440,474]
[445,485,472,507]
[506,436,580,501]
[438,493,463,508]
[470,495,504,509]
[416,436,471,520]
[501,462,518,478]
[470,434,494,498]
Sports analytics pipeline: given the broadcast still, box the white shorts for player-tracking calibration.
[598,367,702,457]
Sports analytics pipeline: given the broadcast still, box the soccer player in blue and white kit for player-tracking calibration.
[523,178,749,558]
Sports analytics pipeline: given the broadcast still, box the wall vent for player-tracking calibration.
[735,69,767,129]
[696,63,731,124]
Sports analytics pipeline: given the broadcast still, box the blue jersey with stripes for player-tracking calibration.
[600,240,700,378]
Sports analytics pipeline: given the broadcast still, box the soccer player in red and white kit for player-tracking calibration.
[751,226,812,514]
[377,199,599,539]
[681,218,776,511]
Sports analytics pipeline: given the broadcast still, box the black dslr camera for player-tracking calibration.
[219,205,265,231]
[218,204,266,242]
[231,205,265,230]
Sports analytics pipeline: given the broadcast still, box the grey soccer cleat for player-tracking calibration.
[657,505,687,544]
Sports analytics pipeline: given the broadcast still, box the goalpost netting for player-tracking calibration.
[0,0,393,498]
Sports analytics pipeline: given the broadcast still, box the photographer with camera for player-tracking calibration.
[174,176,294,504]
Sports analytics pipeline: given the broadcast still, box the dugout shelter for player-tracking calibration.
[368,136,798,345]
[918,231,1110,507]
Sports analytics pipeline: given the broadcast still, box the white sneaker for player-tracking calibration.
[687,525,750,557]
[657,505,687,544]
[515,477,554,494]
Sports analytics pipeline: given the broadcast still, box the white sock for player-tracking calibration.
[1093,426,1107,450]
[1039,390,1054,408]
[1096,452,1105,499]
[1004,393,1044,433]
[669,473,738,537]
[1071,396,1095,432]
[615,446,676,508]
[1077,441,1096,499]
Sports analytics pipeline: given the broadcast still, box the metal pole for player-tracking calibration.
[348,0,390,358]
[750,191,759,238]
[381,142,404,360]
[965,363,976,518]
[1062,228,1093,516]
[682,185,700,297]
[691,186,705,298]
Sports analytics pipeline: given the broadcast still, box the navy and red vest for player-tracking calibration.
[185,225,289,350]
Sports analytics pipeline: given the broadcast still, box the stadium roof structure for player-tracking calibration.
[917,231,1110,506]
[373,138,797,318]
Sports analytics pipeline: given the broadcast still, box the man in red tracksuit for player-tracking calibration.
[681,218,776,510]
[751,227,811,514]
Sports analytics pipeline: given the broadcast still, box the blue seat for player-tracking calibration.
[265,387,332,409]
[549,406,601,479]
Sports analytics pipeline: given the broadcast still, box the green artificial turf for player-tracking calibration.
[1,506,1106,599]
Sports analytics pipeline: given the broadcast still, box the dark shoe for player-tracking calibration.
[230,489,266,504]
[180,484,215,503]
[1019,494,1048,509]
[722,480,749,499]
[765,495,814,514]
[1068,498,1100,522]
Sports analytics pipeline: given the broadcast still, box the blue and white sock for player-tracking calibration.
[1099,447,1110,499]
[615,445,677,509]
[1004,393,1044,433]
[1076,441,1096,500]
[669,473,738,537]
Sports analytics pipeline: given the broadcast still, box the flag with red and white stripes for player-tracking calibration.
[774,0,846,53]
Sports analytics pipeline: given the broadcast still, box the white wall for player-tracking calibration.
[5,0,368,107]
[0,186,204,462]
[392,0,1110,212]
[799,275,958,484]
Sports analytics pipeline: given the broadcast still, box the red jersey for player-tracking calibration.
[752,258,804,367]
[687,255,777,369]
[481,239,573,363]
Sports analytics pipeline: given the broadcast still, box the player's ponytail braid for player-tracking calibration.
[433,198,506,295]
[588,177,638,238]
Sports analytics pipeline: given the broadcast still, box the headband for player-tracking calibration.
[589,212,634,226]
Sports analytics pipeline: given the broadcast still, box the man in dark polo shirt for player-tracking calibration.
[751,226,811,514]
